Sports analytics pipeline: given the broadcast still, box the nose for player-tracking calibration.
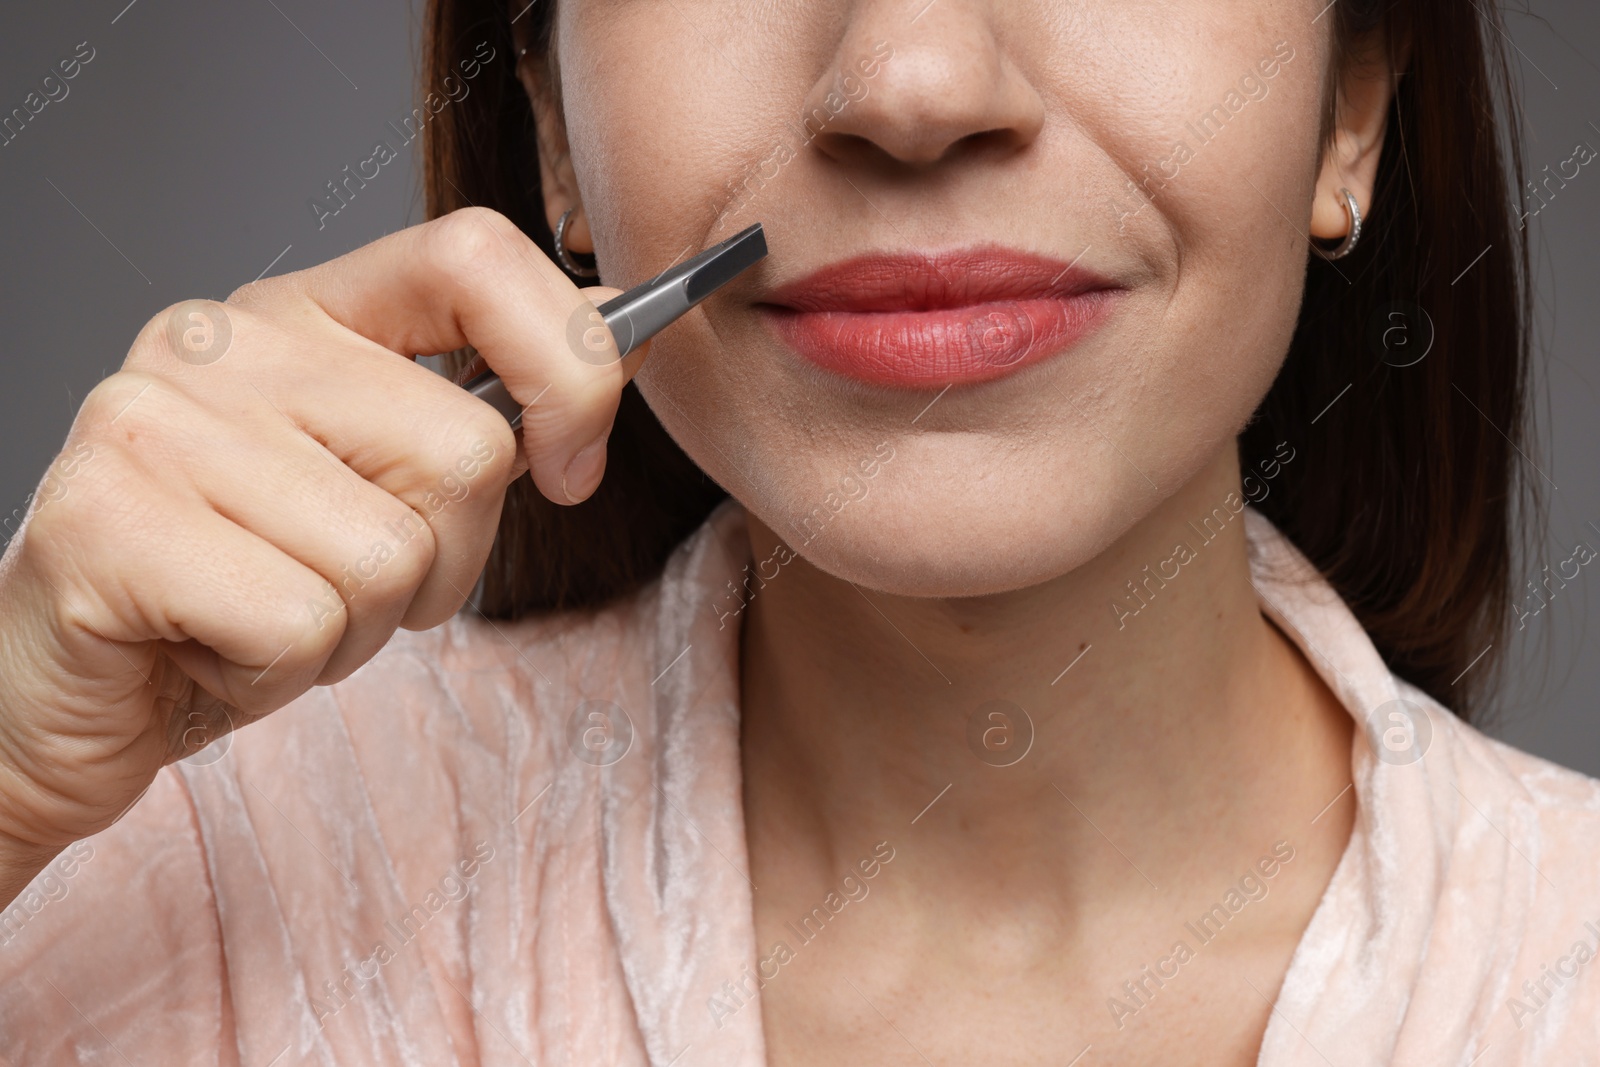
[800,0,1046,169]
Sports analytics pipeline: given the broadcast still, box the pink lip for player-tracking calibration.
[756,248,1123,387]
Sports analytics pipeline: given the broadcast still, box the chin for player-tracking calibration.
[745,450,1144,600]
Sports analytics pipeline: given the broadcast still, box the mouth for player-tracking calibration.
[755,247,1124,388]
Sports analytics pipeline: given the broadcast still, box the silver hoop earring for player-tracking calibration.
[1314,187,1363,261]
[554,207,600,278]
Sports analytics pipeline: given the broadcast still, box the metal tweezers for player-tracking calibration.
[463,222,767,431]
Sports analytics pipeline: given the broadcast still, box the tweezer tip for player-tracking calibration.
[738,222,768,254]
[684,222,768,303]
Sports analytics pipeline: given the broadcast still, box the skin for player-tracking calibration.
[521,0,1393,1062]
[0,218,646,901]
[0,0,1395,1063]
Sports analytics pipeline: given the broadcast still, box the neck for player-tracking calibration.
[738,440,1353,918]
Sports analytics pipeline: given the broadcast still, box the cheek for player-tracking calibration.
[558,3,822,288]
[578,0,1332,597]
[1068,9,1331,480]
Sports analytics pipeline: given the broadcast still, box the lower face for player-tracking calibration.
[555,0,1329,597]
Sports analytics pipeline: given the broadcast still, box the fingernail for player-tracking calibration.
[562,431,610,503]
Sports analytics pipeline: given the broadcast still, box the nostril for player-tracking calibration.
[955,126,1027,157]
[817,126,1025,171]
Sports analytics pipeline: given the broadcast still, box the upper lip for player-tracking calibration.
[758,247,1118,313]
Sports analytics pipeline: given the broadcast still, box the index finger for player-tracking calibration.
[236,207,627,502]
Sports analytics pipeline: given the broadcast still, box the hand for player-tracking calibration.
[0,207,639,871]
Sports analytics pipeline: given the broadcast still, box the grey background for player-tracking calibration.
[1,2,1596,770]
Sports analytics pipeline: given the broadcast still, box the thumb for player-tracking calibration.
[576,286,653,383]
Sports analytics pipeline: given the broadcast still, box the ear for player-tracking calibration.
[1310,33,1404,241]
[512,32,594,254]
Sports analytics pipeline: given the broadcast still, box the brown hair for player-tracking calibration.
[422,0,1534,723]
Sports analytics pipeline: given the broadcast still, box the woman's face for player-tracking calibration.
[538,0,1340,597]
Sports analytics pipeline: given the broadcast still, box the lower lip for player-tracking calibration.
[759,290,1121,388]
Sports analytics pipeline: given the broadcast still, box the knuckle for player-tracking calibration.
[385,536,437,597]
[426,207,523,279]
[225,278,266,307]
[42,569,111,651]
[481,431,518,487]
[225,273,293,309]
[294,579,351,648]
[342,503,437,600]
[127,299,240,370]
[454,389,522,472]
[77,371,171,434]
[127,304,185,364]
[425,425,512,503]
[284,612,343,677]
[241,589,347,704]
[377,511,437,591]
[461,415,519,485]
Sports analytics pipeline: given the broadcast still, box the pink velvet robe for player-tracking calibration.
[2,501,1598,1065]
